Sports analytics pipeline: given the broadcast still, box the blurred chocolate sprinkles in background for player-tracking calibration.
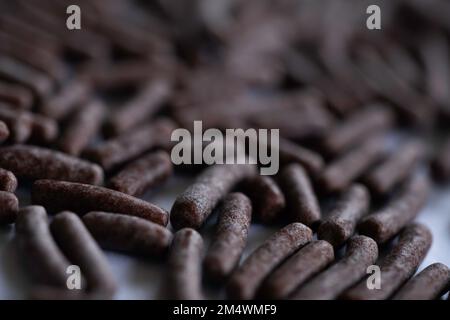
[0,0,449,300]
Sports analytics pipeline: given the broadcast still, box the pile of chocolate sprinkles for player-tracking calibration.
[0,0,449,300]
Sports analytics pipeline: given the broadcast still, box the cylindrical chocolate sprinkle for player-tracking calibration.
[0,81,33,109]
[29,113,58,144]
[431,136,450,182]
[204,193,252,282]
[319,134,386,193]
[358,174,430,244]
[278,138,324,176]
[318,184,370,247]
[0,102,57,143]
[32,179,169,226]
[227,223,313,300]
[0,103,32,143]
[259,240,334,299]
[82,211,173,257]
[170,164,256,230]
[393,263,450,300]
[0,191,18,225]
[0,120,8,142]
[58,100,105,156]
[167,228,204,300]
[15,206,70,287]
[343,223,432,300]
[279,163,321,227]
[419,33,450,109]
[108,150,173,196]
[0,168,17,192]
[84,118,176,170]
[105,78,172,136]
[40,79,90,119]
[50,211,117,298]
[320,106,394,155]
[364,140,425,195]
[291,235,378,300]
[239,176,285,224]
[0,145,104,185]
[0,55,53,98]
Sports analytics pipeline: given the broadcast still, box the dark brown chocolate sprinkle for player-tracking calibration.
[84,118,176,170]
[83,211,173,257]
[319,134,386,193]
[227,223,313,300]
[167,228,204,300]
[279,163,321,227]
[105,78,172,136]
[32,179,169,226]
[50,211,117,298]
[278,137,324,176]
[259,240,334,299]
[291,235,378,300]
[29,113,59,144]
[0,103,58,143]
[0,81,33,109]
[0,120,8,142]
[318,184,370,247]
[171,164,256,230]
[108,150,173,196]
[320,106,394,155]
[40,79,90,120]
[239,176,285,224]
[0,55,53,98]
[58,99,105,156]
[0,103,32,143]
[0,145,103,185]
[359,174,430,244]
[204,193,252,282]
[0,191,18,225]
[343,223,432,300]
[0,167,17,192]
[364,140,425,195]
[393,263,450,300]
[15,206,70,288]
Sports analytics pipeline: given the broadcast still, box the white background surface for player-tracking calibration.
[0,175,449,300]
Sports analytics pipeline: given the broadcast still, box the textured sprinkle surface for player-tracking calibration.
[32,180,169,226]
[108,150,173,196]
[84,118,176,170]
[204,192,252,282]
[260,240,334,299]
[0,168,17,192]
[343,223,432,300]
[170,164,256,230]
[393,263,450,300]
[227,222,312,300]
[359,174,430,243]
[167,228,204,300]
[318,184,370,247]
[291,235,378,300]
[0,145,104,185]
[319,134,386,193]
[50,211,117,298]
[82,211,173,257]
[15,206,70,288]
[239,175,284,224]
[279,163,321,227]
